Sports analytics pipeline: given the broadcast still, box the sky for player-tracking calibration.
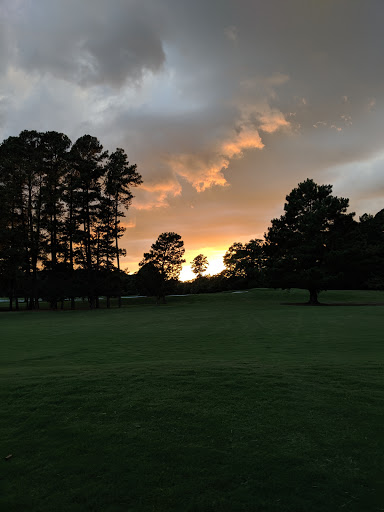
[1,0,384,280]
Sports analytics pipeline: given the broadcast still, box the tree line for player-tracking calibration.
[1,130,383,310]
[185,179,384,303]
[131,179,384,305]
[0,130,142,310]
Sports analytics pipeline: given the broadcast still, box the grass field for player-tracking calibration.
[1,288,383,511]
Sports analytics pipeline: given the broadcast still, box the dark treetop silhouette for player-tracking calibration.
[264,178,355,304]
[191,254,209,278]
[2,131,384,311]
[138,232,186,303]
[0,130,142,310]
[224,239,265,283]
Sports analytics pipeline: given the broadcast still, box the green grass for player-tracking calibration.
[1,289,383,511]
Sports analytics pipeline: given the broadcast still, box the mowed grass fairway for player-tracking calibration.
[1,289,383,512]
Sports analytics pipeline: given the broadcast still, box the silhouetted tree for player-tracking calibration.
[224,239,265,284]
[0,129,142,311]
[354,210,384,289]
[70,135,107,308]
[41,131,72,308]
[105,148,142,271]
[0,136,27,309]
[105,148,142,306]
[264,179,355,304]
[136,262,164,302]
[191,254,208,278]
[139,232,186,302]
[1,130,47,309]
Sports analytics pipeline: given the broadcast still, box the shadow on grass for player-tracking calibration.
[282,302,384,306]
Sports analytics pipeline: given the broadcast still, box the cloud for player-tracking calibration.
[368,98,376,111]
[135,179,182,210]
[148,98,289,193]
[166,152,229,192]
[221,128,264,159]
[120,219,137,229]
[1,0,384,274]
[224,25,238,42]
[1,0,166,88]
[259,110,291,134]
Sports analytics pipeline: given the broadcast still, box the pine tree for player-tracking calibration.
[70,135,107,308]
[40,131,72,308]
[139,232,186,302]
[265,179,354,304]
[105,148,142,271]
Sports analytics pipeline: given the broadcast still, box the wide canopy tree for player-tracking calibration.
[264,178,355,304]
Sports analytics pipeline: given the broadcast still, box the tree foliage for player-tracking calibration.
[264,178,355,303]
[105,148,143,272]
[353,210,384,289]
[0,130,142,309]
[3,133,384,311]
[140,232,186,281]
[139,232,186,302]
[224,239,264,282]
[191,254,208,277]
[136,262,164,301]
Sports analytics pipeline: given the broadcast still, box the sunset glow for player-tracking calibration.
[180,248,227,282]
[0,1,383,276]
[1,4,383,510]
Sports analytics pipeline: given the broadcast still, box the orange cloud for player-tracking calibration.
[259,110,291,133]
[166,153,229,192]
[221,128,264,158]
[167,119,269,192]
[135,82,291,205]
[120,219,136,229]
[134,179,182,209]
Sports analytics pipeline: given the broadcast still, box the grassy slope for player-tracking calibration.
[1,289,383,511]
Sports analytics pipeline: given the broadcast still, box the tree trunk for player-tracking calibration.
[114,204,122,309]
[308,288,319,305]
[71,297,75,310]
[96,229,100,271]
[69,205,74,271]
[106,296,110,308]
[15,297,19,311]
[115,205,120,272]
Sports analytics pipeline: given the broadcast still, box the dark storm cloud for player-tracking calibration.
[2,0,166,87]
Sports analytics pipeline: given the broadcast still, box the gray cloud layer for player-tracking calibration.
[2,0,166,86]
[1,0,384,273]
